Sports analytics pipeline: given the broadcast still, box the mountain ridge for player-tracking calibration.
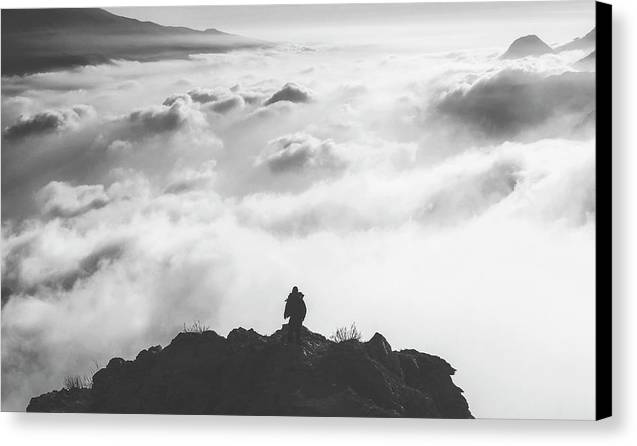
[500,27,596,60]
[2,8,224,35]
[555,27,596,52]
[1,8,266,76]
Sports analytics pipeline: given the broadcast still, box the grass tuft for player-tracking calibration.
[182,320,210,333]
[63,375,91,390]
[330,323,362,343]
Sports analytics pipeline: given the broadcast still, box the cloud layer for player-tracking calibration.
[3,105,95,140]
[432,69,595,140]
[2,34,596,420]
[257,133,345,173]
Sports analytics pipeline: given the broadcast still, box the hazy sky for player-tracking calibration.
[109,1,595,49]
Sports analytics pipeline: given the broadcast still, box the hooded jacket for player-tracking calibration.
[284,291,307,322]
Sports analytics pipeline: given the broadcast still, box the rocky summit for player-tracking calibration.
[27,326,472,418]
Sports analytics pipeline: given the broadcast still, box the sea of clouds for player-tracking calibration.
[1,41,595,418]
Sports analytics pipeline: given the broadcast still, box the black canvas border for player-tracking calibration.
[595,0,612,421]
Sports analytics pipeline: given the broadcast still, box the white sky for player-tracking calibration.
[108,1,595,49]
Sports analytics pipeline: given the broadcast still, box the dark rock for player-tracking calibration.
[27,326,473,418]
[106,357,125,369]
[227,327,267,348]
[397,350,471,418]
[365,332,403,378]
[27,388,93,413]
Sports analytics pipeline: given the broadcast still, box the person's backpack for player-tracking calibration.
[298,294,307,321]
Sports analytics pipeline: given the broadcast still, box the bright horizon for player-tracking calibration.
[108,1,594,49]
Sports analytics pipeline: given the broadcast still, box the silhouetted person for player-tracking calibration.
[284,286,307,344]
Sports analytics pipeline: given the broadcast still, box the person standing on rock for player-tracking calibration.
[284,286,307,344]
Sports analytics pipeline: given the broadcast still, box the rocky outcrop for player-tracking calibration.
[501,35,554,59]
[25,388,93,413]
[27,326,472,418]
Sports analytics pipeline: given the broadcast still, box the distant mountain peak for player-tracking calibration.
[555,27,596,52]
[500,34,555,59]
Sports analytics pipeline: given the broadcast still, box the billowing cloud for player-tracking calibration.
[2,235,127,299]
[242,138,593,234]
[36,181,109,218]
[264,82,313,106]
[186,88,219,104]
[208,95,244,114]
[106,139,133,153]
[163,88,223,106]
[433,69,595,140]
[126,98,200,135]
[162,93,192,107]
[2,105,95,140]
[163,161,217,194]
[241,100,294,123]
[257,133,345,173]
[239,90,267,105]
[163,88,245,115]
